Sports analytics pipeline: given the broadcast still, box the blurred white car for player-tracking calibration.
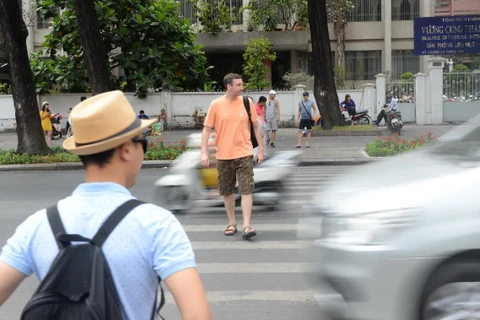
[305,116,480,320]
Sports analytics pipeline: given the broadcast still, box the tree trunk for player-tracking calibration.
[308,0,343,130]
[72,0,114,95]
[334,13,346,69]
[0,0,52,154]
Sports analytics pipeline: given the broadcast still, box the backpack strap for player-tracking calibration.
[243,96,252,123]
[46,204,69,250]
[93,199,145,247]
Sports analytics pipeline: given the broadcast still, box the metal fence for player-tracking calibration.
[443,72,480,102]
[386,81,415,103]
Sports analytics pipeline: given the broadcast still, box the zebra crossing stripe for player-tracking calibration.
[192,240,313,250]
[183,224,316,232]
[196,262,314,274]
[162,290,316,305]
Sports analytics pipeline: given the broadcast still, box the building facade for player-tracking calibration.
[1,0,479,87]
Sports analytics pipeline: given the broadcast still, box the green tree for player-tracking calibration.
[191,0,235,33]
[247,0,307,31]
[326,0,354,69]
[453,63,469,72]
[34,0,210,98]
[243,37,276,90]
[0,0,52,154]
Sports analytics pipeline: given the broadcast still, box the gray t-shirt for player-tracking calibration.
[265,99,278,119]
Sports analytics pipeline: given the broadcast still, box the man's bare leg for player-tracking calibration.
[224,193,236,225]
[241,193,256,238]
[241,193,253,227]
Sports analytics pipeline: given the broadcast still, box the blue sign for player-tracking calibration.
[414,15,480,55]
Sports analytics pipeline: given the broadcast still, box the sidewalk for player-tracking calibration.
[0,124,459,171]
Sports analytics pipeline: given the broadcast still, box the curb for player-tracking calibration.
[311,130,381,137]
[0,158,377,171]
[0,160,173,172]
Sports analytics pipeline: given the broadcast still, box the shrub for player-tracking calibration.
[0,139,188,165]
[365,133,436,157]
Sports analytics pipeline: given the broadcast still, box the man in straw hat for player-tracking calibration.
[0,91,211,319]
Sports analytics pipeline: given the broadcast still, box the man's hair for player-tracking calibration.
[139,110,145,114]
[79,149,116,168]
[258,96,267,103]
[223,73,242,88]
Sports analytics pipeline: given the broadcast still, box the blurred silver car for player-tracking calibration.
[306,117,480,320]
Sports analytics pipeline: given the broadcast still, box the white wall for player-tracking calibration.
[0,89,370,131]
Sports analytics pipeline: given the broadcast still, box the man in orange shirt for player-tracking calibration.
[200,73,264,239]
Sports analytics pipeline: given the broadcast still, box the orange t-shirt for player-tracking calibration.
[204,95,258,160]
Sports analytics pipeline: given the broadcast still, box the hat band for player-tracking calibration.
[75,118,141,147]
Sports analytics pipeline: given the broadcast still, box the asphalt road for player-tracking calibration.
[0,166,355,319]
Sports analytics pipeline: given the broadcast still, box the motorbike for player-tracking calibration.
[50,113,63,140]
[153,133,301,214]
[341,108,372,125]
[383,104,404,134]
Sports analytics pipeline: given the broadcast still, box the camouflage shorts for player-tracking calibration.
[217,156,254,196]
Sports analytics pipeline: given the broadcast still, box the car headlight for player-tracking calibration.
[320,209,420,245]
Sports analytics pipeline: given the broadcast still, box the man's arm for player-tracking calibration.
[297,103,302,123]
[165,267,211,320]
[0,261,26,306]
[200,126,212,168]
[275,100,280,123]
[251,121,264,164]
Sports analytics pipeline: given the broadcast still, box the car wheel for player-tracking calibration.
[156,186,190,214]
[421,260,480,320]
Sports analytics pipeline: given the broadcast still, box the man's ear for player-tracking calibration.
[117,141,134,162]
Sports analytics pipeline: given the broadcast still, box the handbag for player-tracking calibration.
[301,102,315,127]
[243,96,258,148]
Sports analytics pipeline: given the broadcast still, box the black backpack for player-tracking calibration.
[21,199,165,320]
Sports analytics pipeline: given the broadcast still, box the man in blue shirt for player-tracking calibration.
[295,91,319,148]
[138,109,150,119]
[0,91,211,319]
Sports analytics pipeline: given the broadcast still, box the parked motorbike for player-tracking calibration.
[50,113,63,139]
[341,108,372,125]
[154,133,301,214]
[383,104,404,134]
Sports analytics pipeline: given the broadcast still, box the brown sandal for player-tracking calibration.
[242,226,257,239]
[224,224,237,236]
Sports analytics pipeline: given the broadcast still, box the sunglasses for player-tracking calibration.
[131,138,148,154]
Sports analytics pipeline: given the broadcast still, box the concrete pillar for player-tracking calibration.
[383,0,392,73]
[415,73,427,125]
[419,0,434,74]
[162,89,172,127]
[427,57,446,125]
[375,73,386,114]
[362,83,375,117]
[293,84,306,116]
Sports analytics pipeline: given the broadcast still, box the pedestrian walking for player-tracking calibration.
[39,101,53,146]
[0,90,211,320]
[255,96,268,149]
[200,73,264,239]
[295,92,319,148]
[265,90,280,148]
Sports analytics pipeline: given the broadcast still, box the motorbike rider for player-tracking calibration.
[340,94,356,118]
[374,98,398,126]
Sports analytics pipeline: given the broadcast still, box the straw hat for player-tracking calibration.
[63,90,156,155]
